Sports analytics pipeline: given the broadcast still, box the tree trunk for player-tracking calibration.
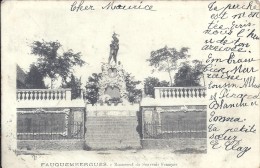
[166,57,173,86]
[51,78,54,89]
[202,74,205,87]
[168,70,173,86]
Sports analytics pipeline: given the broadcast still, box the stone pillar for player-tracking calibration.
[154,88,160,98]
[65,89,71,100]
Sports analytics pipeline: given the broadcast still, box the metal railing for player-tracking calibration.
[17,121,83,140]
[143,120,206,139]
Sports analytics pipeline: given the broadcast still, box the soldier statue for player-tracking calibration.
[108,33,119,64]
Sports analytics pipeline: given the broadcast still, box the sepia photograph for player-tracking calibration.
[2,1,259,168]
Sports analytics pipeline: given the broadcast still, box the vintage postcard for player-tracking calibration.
[1,0,260,168]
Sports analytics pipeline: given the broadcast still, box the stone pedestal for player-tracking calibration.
[98,63,128,104]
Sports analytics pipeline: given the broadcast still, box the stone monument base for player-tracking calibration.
[85,104,141,150]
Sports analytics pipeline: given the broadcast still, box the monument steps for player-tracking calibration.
[85,116,141,149]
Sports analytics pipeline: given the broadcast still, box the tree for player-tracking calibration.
[85,73,102,105]
[125,73,142,104]
[30,40,85,88]
[174,60,205,87]
[144,77,160,97]
[62,74,82,99]
[25,64,46,89]
[17,65,28,89]
[147,46,189,86]
[159,80,170,87]
[192,60,206,87]
[144,77,170,97]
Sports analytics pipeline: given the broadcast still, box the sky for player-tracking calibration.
[5,1,208,87]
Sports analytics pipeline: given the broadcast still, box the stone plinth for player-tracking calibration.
[98,63,128,103]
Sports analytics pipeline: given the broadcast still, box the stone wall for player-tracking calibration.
[141,138,207,151]
[17,140,85,150]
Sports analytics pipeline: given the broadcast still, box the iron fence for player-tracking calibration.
[17,120,84,140]
[143,120,206,139]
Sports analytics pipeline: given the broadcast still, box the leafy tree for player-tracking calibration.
[25,64,46,89]
[159,80,170,87]
[147,46,189,86]
[144,77,170,97]
[125,73,142,104]
[85,73,102,105]
[30,40,85,88]
[192,60,206,87]
[174,60,205,87]
[144,77,160,97]
[62,74,82,99]
[17,65,28,89]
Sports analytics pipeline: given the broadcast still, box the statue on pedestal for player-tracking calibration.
[108,33,119,64]
[98,33,129,105]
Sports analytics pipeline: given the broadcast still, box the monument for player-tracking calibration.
[85,33,141,149]
[98,33,128,105]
